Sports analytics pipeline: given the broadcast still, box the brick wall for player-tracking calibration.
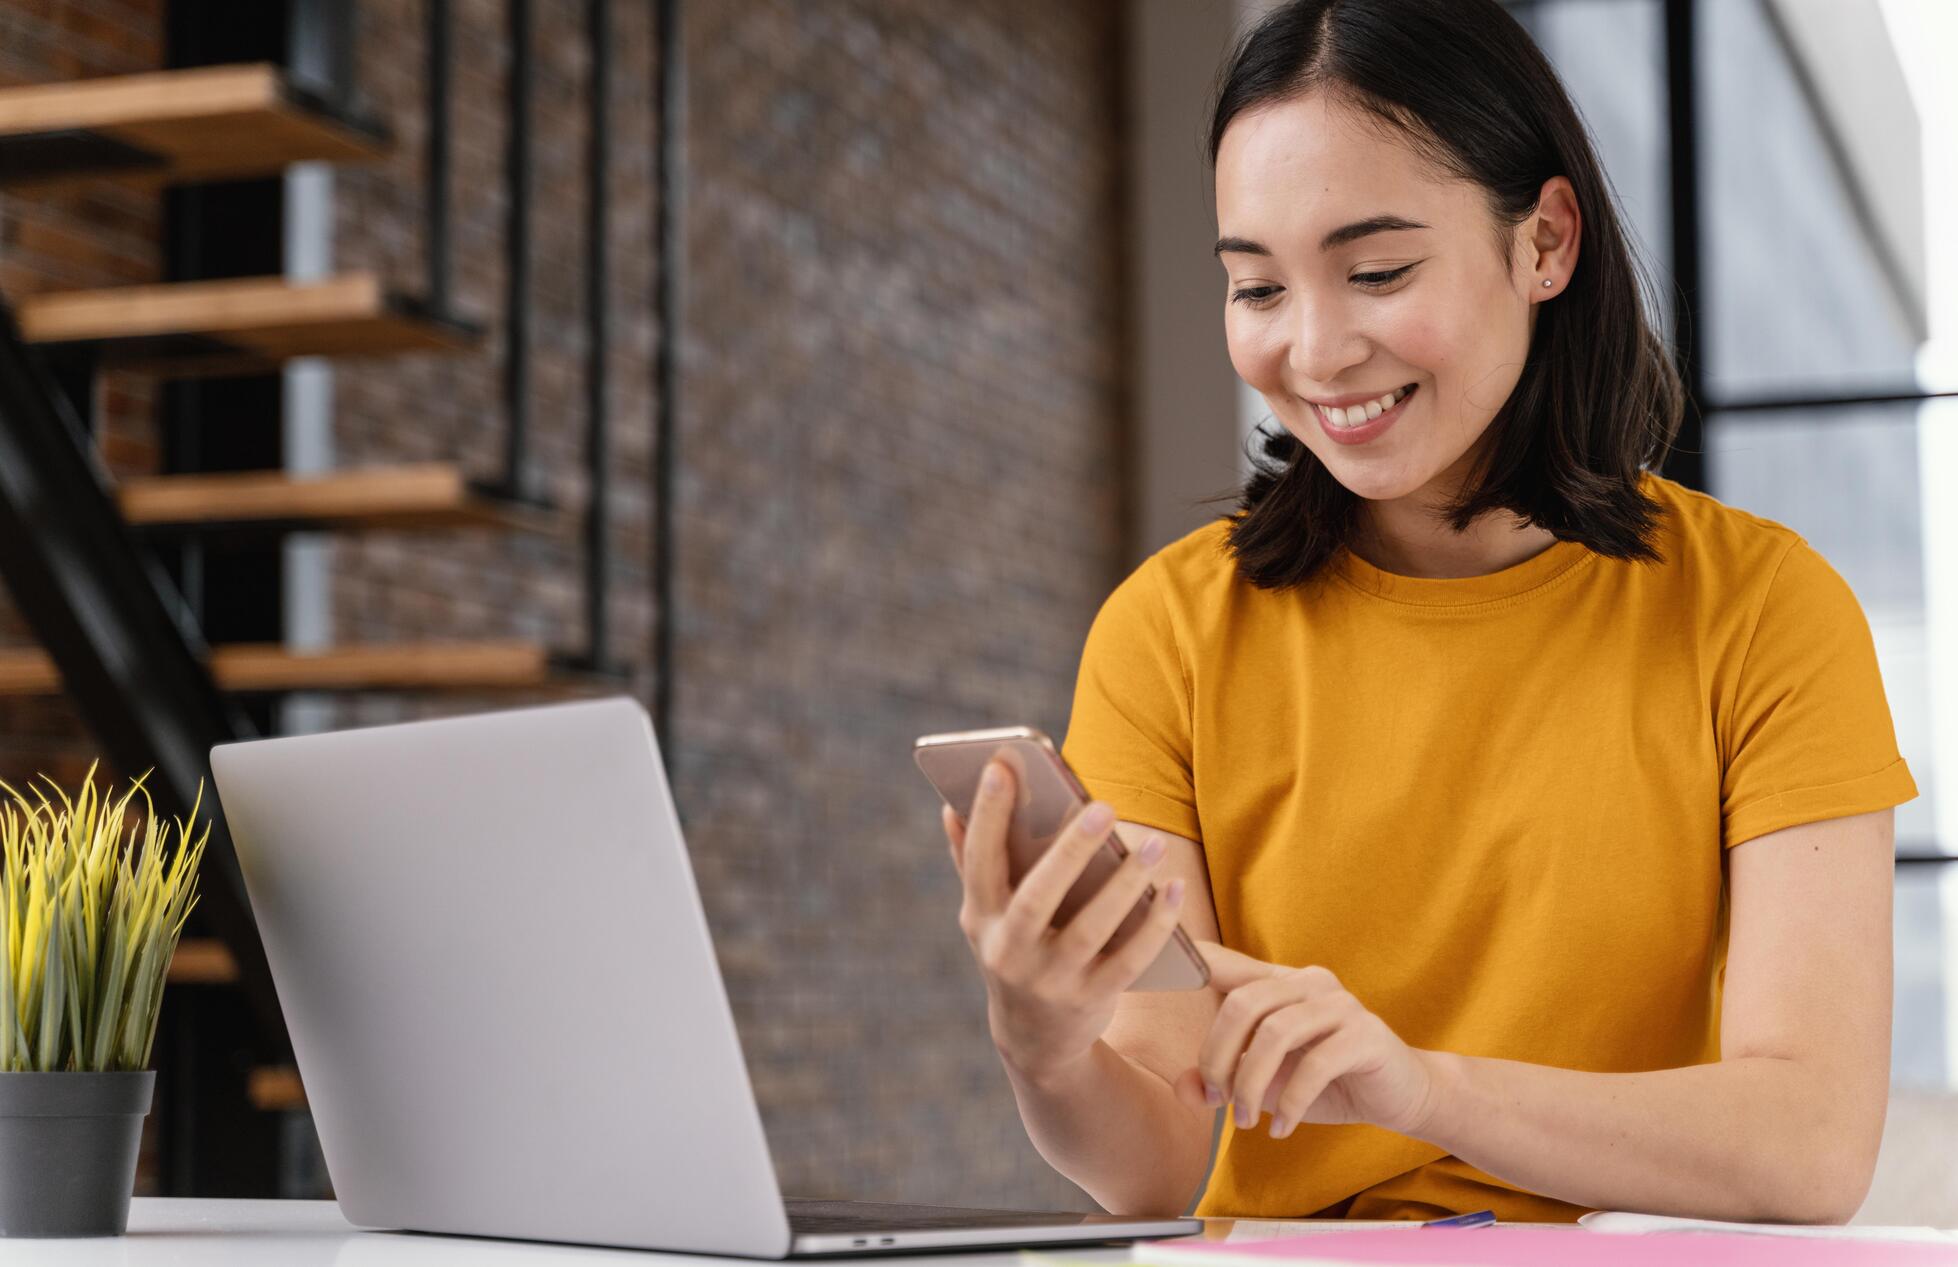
[670,0,1131,1208]
[0,0,169,1193]
[332,0,1133,1210]
[0,0,165,791]
[0,0,1134,1212]
[327,0,660,715]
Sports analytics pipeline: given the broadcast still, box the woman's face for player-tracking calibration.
[1215,91,1571,505]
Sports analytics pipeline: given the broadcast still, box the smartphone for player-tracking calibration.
[914,726,1209,991]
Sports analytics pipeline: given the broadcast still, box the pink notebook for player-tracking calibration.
[1138,1227,1958,1266]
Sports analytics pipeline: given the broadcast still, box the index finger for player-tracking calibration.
[959,759,1015,917]
[1197,942,1287,993]
[1197,973,1299,1103]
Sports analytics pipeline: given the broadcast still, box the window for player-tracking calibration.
[1519,0,1958,1090]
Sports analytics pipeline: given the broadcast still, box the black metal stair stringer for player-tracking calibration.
[0,297,289,1059]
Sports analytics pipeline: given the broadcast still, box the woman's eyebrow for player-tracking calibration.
[1213,215,1431,258]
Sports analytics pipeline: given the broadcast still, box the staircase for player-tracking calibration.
[16,272,476,374]
[0,63,384,189]
[0,14,624,1157]
[0,54,598,699]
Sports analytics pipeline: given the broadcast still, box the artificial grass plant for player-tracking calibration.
[0,764,208,1073]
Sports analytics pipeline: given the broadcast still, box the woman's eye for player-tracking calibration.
[1231,265,1415,307]
[1351,264,1415,290]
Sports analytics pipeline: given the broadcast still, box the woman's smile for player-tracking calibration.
[1311,383,1416,446]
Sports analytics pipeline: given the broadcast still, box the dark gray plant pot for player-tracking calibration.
[0,1070,154,1237]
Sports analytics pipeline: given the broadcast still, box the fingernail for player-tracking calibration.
[1203,1081,1222,1107]
[1235,1103,1254,1130]
[1079,802,1114,833]
[1166,878,1185,908]
[981,763,1003,793]
[1270,1116,1293,1139]
[1138,835,1165,865]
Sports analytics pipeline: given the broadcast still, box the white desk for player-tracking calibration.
[9,1200,1946,1265]
[0,1199,1191,1266]
[0,1200,1621,1264]
[0,1201,1598,1264]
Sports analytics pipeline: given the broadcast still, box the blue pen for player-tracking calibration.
[1421,1209,1497,1228]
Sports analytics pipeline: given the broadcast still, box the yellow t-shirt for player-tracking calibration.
[1059,470,1917,1222]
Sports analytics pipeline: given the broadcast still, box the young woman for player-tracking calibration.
[939,0,1916,1226]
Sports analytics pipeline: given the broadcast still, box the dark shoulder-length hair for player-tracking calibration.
[1209,0,1683,591]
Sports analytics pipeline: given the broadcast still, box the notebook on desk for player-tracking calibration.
[1123,1225,1958,1265]
[210,698,1201,1258]
[1577,1212,1958,1243]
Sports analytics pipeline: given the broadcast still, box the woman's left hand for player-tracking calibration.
[1175,941,1440,1140]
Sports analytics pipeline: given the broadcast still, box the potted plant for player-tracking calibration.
[0,763,208,1238]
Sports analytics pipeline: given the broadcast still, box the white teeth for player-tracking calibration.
[1319,385,1412,428]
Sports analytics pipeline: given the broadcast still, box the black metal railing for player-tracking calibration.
[0,299,290,1042]
[498,0,535,505]
[426,0,453,317]
[585,0,613,671]
[652,0,680,767]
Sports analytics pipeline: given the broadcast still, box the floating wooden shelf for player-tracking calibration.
[16,273,477,375]
[214,641,562,693]
[0,640,581,695]
[248,1066,306,1112]
[0,651,57,694]
[0,63,386,189]
[119,465,557,536]
[168,938,239,985]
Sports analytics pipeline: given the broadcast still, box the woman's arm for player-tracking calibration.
[1413,807,1893,1222]
[1001,1019,1213,1216]
[1001,821,1223,1216]
[1196,807,1894,1223]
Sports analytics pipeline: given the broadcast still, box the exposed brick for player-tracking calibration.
[0,0,1130,1215]
[663,0,1125,1211]
[0,0,165,789]
[0,0,166,1185]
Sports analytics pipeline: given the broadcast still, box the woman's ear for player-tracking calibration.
[1526,175,1581,300]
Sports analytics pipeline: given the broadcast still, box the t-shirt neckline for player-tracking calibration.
[1331,533,1596,607]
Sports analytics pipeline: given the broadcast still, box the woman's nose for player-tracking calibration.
[1287,304,1368,385]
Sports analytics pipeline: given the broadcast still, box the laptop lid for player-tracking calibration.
[212,697,797,1257]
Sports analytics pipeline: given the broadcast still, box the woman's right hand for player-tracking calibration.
[942,758,1187,1084]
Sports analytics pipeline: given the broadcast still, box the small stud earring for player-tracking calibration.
[1542,278,1554,288]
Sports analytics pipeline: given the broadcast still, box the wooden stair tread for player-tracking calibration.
[248,1066,306,1112]
[16,273,475,374]
[0,640,575,694]
[119,465,556,534]
[215,641,559,692]
[168,937,239,985]
[0,63,385,189]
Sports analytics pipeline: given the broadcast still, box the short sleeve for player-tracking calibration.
[1059,557,1202,842]
[1720,538,1918,849]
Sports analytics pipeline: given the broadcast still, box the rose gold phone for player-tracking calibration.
[914,726,1209,991]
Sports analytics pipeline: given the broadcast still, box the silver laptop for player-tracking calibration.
[210,697,1201,1257]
